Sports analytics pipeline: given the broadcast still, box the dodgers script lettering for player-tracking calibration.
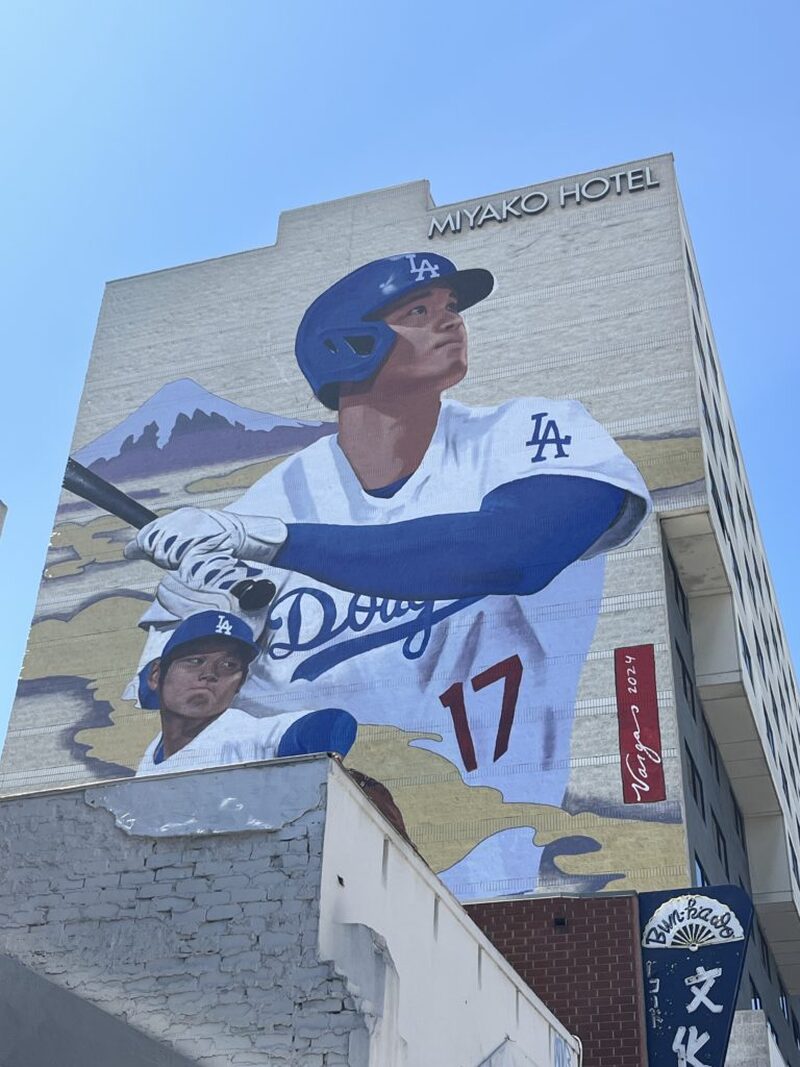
[267,587,483,682]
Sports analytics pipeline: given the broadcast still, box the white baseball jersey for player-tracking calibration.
[139,396,651,897]
[136,706,307,777]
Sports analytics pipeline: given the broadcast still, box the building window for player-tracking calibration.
[781,763,790,805]
[751,979,763,1011]
[764,706,776,759]
[704,719,720,782]
[739,626,753,679]
[704,325,719,387]
[701,393,715,444]
[731,789,745,844]
[713,397,727,456]
[755,554,768,597]
[685,743,705,820]
[744,492,754,526]
[771,620,781,662]
[756,643,766,679]
[780,984,790,1022]
[737,494,748,532]
[750,559,759,610]
[731,553,743,597]
[758,925,771,978]
[791,1013,800,1051]
[668,552,690,630]
[728,429,741,474]
[712,811,729,879]
[692,312,708,376]
[762,620,773,667]
[709,470,727,537]
[790,841,800,888]
[695,854,710,887]
[686,246,701,307]
[677,645,697,719]
[723,477,735,521]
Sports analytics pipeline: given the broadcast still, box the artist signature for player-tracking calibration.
[624,702,663,801]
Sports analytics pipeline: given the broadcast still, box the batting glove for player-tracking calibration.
[155,550,275,637]
[124,507,288,570]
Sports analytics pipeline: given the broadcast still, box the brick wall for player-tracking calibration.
[466,895,646,1067]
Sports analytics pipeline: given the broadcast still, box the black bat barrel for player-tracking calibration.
[62,458,276,611]
[64,458,159,528]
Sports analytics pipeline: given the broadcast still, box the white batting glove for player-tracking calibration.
[123,507,288,570]
[155,551,275,637]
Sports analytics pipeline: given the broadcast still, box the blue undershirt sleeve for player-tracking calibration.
[272,475,626,599]
[276,708,357,759]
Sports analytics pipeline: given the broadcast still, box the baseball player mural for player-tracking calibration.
[124,252,652,898]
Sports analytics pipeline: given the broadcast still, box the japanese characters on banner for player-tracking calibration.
[639,886,753,1067]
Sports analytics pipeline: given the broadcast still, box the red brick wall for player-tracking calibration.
[466,895,646,1067]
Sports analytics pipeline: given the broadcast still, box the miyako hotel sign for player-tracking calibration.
[427,166,660,239]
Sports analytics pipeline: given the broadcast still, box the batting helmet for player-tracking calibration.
[295,253,494,409]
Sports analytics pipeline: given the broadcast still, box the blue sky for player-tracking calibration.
[1,0,798,743]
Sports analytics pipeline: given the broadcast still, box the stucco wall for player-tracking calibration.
[0,757,366,1066]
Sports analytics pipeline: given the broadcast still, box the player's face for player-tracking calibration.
[374,285,467,393]
[152,638,247,722]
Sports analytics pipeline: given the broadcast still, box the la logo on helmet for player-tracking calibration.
[404,254,441,283]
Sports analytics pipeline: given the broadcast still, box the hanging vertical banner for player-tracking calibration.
[615,644,666,803]
[639,885,753,1067]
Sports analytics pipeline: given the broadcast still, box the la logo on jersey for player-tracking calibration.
[215,614,234,636]
[404,254,441,282]
[527,411,572,463]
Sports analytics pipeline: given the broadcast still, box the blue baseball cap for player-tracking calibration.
[295,253,495,409]
[160,611,260,668]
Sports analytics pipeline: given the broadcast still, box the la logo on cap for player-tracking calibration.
[404,254,441,283]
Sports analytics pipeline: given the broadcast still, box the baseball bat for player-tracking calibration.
[63,457,277,611]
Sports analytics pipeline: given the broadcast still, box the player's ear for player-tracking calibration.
[148,659,162,692]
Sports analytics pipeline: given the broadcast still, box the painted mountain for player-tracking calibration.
[74,379,336,481]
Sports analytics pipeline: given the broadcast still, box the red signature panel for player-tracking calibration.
[615,644,666,803]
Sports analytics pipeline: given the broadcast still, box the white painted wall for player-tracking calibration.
[319,759,580,1067]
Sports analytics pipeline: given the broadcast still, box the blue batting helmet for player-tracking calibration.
[295,253,494,409]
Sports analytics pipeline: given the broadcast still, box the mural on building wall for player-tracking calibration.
[12,249,702,902]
